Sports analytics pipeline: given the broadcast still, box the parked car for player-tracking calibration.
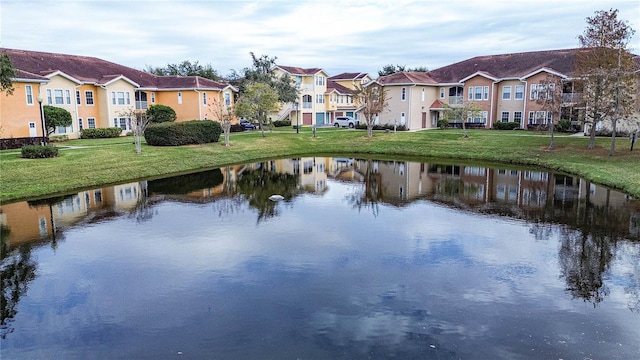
[333,116,358,128]
[240,119,256,130]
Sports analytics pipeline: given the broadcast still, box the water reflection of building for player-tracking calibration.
[0,181,146,249]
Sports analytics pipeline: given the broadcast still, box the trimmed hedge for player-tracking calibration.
[21,144,59,159]
[273,120,291,127]
[81,127,123,139]
[493,122,521,130]
[355,123,407,131]
[144,120,222,146]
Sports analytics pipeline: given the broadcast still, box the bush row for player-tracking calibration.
[355,123,407,131]
[80,127,123,139]
[21,144,59,158]
[493,122,521,130]
[272,120,291,127]
[144,120,222,146]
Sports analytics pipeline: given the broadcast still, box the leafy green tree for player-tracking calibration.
[240,53,298,103]
[575,8,636,152]
[145,60,220,81]
[0,52,16,96]
[146,104,176,123]
[42,105,72,136]
[234,82,280,138]
[378,64,428,76]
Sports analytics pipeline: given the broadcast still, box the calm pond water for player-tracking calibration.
[1,157,639,359]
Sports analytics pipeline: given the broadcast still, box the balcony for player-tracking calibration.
[135,101,148,110]
[302,102,312,109]
[562,93,582,104]
[448,96,464,105]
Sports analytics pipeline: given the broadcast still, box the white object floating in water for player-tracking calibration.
[269,194,284,201]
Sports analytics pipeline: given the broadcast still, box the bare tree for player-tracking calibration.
[535,75,564,150]
[575,8,636,150]
[353,82,389,137]
[442,101,482,138]
[119,107,151,154]
[209,95,234,147]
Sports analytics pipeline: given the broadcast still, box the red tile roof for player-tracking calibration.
[328,72,368,80]
[429,100,446,109]
[377,71,437,85]
[276,65,323,76]
[326,80,353,94]
[3,48,229,91]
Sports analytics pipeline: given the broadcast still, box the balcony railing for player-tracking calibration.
[562,93,582,104]
[302,102,312,109]
[135,101,148,110]
[448,96,463,105]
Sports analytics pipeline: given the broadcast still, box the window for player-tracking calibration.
[422,88,425,101]
[25,85,33,105]
[203,92,207,105]
[57,125,67,134]
[302,94,312,108]
[529,84,553,100]
[501,111,509,122]
[514,111,522,124]
[112,91,116,105]
[316,94,324,104]
[502,86,511,100]
[126,92,131,105]
[65,89,71,104]
[514,85,524,99]
[178,92,182,104]
[88,118,96,128]
[151,92,156,104]
[315,75,325,86]
[85,91,94,105]
[224,92,231,106]
[439,87,445,99]
[117,92,125,105]
[483,86,489,100]
[468,86,473,100]
[401,87,406,101]
[54,89,64,104]
[78,118,83,130]
[120,117,128,129]
[47,89,52,104]
[76,90,81,105]
[474,86,482,100]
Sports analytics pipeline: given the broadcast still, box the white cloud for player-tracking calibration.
[1,0,638,76]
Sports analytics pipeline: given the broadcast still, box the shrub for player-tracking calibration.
[494,122,521,130]
[230,124,246,133]
[147,104,177,123]
[21,144,59,159]
[272,120,291,127]
[49,135,68,142]
[144,120,222,146]
[80,127,123,139]
[437,119,450,129]
[355,123,408,131]
[556,119,572,132]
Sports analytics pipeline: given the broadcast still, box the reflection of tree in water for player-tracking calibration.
[557,188,625,307]
[1,245,37,339]
[235,165,301,222]
[347,160,381,216]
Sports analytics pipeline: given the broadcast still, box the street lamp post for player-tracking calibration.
[295,102,299,134]
[36,94,47,145]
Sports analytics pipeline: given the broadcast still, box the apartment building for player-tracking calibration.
[0,48,236,143]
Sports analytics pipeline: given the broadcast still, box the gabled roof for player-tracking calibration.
[430,99,446,109]
[328,72,369,81]
[326,80,354,95]
[427,48,582,83]
[377,71,437,85]
[459,71,499,83]
[2,48,233,91]
[12,69,49,83]
[276,65,325,76]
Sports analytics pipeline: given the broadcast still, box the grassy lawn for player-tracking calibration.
[1,127,639,203]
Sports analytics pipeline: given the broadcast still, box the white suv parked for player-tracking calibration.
[333,116,358,128]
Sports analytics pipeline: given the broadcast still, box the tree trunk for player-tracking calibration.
[588,121,597,149]
[462,121,468,138]
[549,122,555,150]
[609,118,617,156]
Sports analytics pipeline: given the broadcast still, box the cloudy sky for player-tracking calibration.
[1,0,639,78]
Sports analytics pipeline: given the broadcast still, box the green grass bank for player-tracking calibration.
[1,128,639,203]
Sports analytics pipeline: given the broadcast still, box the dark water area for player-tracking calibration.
[1,158,639,359]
